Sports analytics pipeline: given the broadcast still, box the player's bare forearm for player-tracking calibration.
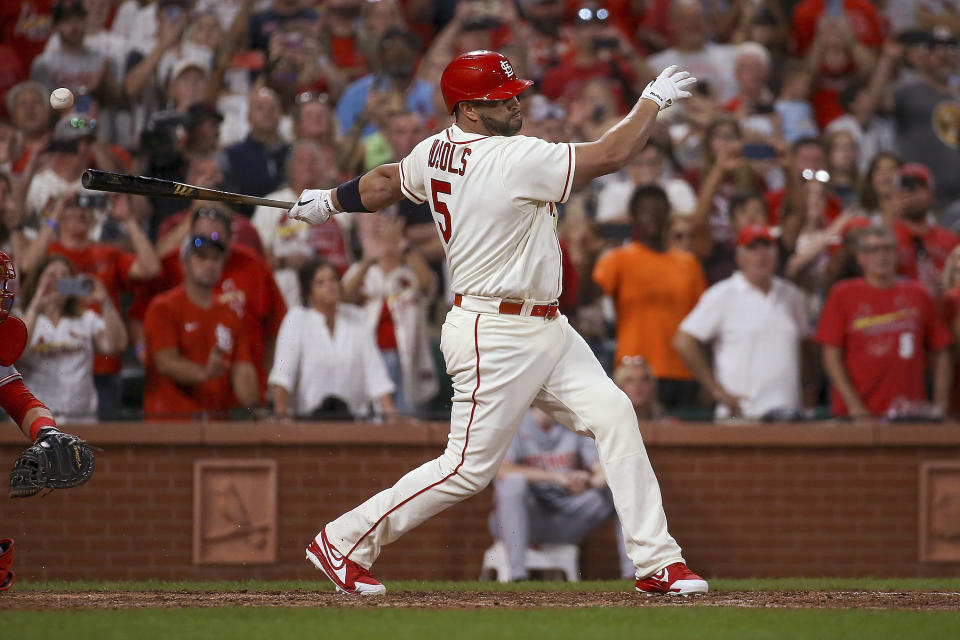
[572,99,660,189]
[331,164,405,213]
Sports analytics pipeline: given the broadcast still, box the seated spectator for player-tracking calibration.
[510,0,575,83]
[293,92,341,149]
[701,190,769,285]
[593,185,706,409]
[335,28,435,137]
[30,1,122,105]
[686,116,765,282]
[18,255,126,423]
[5,81,54,175]
[343,215,438,415]
[824,48,898,175]
[792,0,884,56]
[593,139,697,223]
[23,115,123,229]
[846,151,901,226]
[892,163,960,295]
[315,0,369,81]
[894,26,960,211]
[803,13,877,129]
[613,356,665,422]
[675,225,812,420]
[182,102,223,159]
[269,259,396,420]
[773,61,819,145]
[251,141,352,307]
[220,86,290,217]
[490,407,634,581]
[666,212,695,254]
[139,205,285,398]
[724,41,776,119]
[823,128,860,208]
[21,191,159,417]
[765,137,843,227]
[647,0,738,102]
[144,233,259,420]
[538,3,646,106]
[248,0,319,54]
[815,225,952,419]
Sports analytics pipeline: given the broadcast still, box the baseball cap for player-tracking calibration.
[736,224,774,247]
[170,58,208,82]
[932,25,959,46]
[52,0,86,23]
[900,163,933,189]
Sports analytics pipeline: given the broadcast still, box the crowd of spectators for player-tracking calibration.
[1,0,959,424]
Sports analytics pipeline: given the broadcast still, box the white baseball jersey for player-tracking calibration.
[0,364,21,389]
[399,125,575,301]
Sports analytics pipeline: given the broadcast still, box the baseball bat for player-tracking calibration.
[81,169,295,210]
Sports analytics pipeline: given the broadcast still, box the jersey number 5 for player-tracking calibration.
[430,179,453,244]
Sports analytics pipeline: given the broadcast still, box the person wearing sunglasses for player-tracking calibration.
[815,224,952,420]
[891,163,959,296]
[143,231,258,420]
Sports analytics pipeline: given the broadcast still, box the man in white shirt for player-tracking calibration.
[674,225,812,420]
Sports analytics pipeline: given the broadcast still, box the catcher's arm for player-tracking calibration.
[0,377,55,440]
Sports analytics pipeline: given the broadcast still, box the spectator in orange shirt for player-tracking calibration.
[144,233,259,421]
[593,185,707,409]
[19,191,160,417]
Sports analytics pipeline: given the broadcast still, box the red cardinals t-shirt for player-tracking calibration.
[47,241,135,375]
[130,244,286,396]
[814,278,952,417]
[143,286,252,420]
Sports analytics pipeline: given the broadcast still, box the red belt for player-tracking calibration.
[453,294,559,319]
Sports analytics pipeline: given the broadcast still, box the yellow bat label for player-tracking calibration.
[173,184,195,196]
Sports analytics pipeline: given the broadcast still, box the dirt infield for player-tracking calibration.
[3,590,959,611]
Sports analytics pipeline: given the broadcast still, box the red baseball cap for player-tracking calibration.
[900,163,933,188]
[736,224,774,247]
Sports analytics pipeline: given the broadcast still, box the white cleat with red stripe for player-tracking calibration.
[635,562,708,596]
[306,529,386,595]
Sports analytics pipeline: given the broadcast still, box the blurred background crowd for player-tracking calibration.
[1,0,960,424]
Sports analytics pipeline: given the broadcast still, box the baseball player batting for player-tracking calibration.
[290,50,706,596]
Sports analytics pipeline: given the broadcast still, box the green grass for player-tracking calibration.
[13,577,960,592]
[2,607,959,640]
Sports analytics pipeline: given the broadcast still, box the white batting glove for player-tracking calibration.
[289,189,337,225]
[641,65,697,111]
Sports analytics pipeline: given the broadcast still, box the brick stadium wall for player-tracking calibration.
[1,422,959,581]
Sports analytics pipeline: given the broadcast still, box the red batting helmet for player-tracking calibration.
[440,50,534,114]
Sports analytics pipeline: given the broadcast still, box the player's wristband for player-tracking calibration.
[336,175,372,213]
[29,416,56,441]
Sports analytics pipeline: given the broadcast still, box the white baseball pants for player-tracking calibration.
[323,304,685,577]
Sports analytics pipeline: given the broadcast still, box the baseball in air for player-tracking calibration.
[50,87,75,110]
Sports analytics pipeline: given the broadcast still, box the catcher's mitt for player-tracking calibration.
[9,428,95,498]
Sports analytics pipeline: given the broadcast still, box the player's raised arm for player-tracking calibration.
[571,65,696,190]
[287,163,404,225]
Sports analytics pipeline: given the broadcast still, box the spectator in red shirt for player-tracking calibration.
[942,246,960,416]
[892,163,960,295]
[539,4,644,106]
[20,190,160,417]
[144,233,258,421]
[5,80,53,176]
[0,1,53,100]
[140,205,286,400]
[511,0,575,82]
[792,0,885,56]
[765,137,843,227]
[815,225,952,419]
